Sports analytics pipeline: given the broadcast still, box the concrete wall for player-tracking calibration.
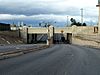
[54,27,72,33]
[27,26,94,35]
[28,27,47,34]
[72,37,100,48]
[20,27,28,43]
[72,26,94,35]
[19,26,96,44]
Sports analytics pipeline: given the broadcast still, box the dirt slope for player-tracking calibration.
[0,31,23,44]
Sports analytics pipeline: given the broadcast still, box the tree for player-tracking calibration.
[39,23,41,27]
[70,18,77,26]
[13,24,16,27]
[83,23,87,26]
[24,24,26,26]
[19,25,22,27]
[70,18,87,26]
[70,18,74,22]
[77,22,82,26]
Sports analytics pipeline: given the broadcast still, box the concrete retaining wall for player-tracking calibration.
[72,35,100,48]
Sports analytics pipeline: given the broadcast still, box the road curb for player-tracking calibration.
[0,45,49,60]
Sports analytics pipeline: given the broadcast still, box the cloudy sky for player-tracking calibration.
[0,0,99,26]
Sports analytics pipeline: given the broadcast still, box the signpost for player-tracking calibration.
[61,30,64,33]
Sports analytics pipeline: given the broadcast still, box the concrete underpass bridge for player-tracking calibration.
[19,25,95,44]
[20,26,73,44]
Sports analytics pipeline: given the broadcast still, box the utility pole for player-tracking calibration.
[96,0,100,34]
[67,16,69,27]
[80,8,83,24]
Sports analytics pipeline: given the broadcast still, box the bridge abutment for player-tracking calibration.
[22,27,28,44]
[47,26,54,45]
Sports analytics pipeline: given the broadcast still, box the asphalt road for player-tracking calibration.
[0,44,100,75]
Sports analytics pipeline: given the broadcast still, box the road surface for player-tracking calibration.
[0,44,100,75]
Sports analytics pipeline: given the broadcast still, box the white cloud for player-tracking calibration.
[0,14,98,23]
[0,14,67,22]
[0,14,26,20]
[0,0,98,25]
[0,0,98,16]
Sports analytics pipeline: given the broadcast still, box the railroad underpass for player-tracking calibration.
[27,34,48,44]
[54,33,72,44]
[27,33,72,44]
